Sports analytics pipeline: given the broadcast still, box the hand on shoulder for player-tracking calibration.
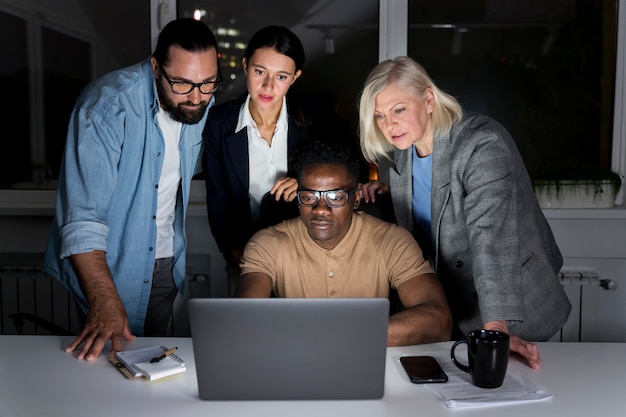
[359,181,390,203]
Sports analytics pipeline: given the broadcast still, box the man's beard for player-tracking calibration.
[156,81,209,124]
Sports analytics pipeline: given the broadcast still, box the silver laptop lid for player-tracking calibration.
[188,297,389,400]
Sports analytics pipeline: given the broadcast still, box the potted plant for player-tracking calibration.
[531,166,622,209]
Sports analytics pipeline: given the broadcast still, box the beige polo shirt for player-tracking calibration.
[240,211,433,298]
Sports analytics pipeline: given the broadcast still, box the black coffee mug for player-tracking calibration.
[450,329,510,388]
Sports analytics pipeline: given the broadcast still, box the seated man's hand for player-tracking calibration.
[271,177,298,202]
[65,295,135,361]
[359,181,390,203]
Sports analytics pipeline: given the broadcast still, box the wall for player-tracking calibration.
[544,207,626,342]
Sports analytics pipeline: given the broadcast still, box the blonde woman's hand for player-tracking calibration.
[359,181,390,203]
[484,320,542,370]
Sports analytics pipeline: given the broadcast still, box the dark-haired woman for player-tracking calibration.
[203,26,310,294]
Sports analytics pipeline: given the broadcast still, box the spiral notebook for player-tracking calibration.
[111,345,186,381]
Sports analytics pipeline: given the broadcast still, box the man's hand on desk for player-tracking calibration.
[65,296,135,361]
[484,320,542,370]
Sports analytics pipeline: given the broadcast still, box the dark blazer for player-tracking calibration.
[378,112,571,341]
[203,95,302,256]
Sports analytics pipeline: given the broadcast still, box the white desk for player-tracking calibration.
[1,336,624,417]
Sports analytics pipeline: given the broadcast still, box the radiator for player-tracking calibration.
[0,265,79,335]
[557,267,618,342]
[0,263,211,336]
[559,267,618,290]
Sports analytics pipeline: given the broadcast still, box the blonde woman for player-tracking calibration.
[358,56,570,369]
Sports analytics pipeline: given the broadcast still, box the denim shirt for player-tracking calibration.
[43,59,212,335]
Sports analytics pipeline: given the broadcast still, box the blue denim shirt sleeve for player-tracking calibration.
[57,103,123,258]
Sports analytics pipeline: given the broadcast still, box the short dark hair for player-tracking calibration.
[295,137,361,185]
[152,18,218,66]
[244,26,305,71]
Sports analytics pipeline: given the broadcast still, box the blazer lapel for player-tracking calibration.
[286,119,302,176]
[389,149,413,231]
[431,132,451,268]
[223,128,250,190]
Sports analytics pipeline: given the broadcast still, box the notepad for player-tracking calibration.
[112,345,186,381]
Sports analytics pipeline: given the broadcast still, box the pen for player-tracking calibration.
[150,347,178,363]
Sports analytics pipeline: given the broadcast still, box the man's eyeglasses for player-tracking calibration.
[159,66,222,95]
[296,188,357,208]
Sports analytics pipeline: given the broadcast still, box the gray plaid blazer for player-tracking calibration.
[378,112,571,340]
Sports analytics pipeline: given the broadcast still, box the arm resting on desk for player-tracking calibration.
[388,273,452,346]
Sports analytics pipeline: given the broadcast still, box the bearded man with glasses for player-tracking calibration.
[43,18,220,360]
[236,138,452,347]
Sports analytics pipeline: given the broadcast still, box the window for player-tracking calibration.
[177,0,379,137]
[3,0,624,207]
[0,6,92,190]
[0,10,30,187]
[41,27,92,182]
[177,0,625,204]
[407,0,616,175]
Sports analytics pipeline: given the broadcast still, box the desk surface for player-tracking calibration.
[1,336,623,417]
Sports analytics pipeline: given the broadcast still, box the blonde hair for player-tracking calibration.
[358,56,462,164]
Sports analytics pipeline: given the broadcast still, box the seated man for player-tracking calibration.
[236,138,452,346]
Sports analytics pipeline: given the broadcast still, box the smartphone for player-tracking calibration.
[400,355,448,384]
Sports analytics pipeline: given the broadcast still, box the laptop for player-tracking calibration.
[188,297,389,400]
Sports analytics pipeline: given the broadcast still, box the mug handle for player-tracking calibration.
[450,339,470,373]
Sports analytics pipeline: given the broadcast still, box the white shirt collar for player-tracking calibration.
[235,94,288,133]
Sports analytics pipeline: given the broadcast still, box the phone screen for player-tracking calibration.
[400,356,448,384]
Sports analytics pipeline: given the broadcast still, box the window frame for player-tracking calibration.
[1,0,623,209]
[612,0,626,205]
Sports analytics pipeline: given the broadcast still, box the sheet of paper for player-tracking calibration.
[134,357,187,381]
[397,350,552,409]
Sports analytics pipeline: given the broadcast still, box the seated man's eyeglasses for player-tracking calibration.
[159,66,222,95]
[296,188,357,208]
